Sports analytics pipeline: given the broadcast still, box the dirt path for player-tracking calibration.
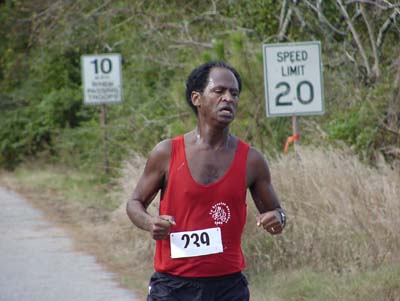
[0,186,140,301]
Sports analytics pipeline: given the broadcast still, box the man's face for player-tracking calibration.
[192,67,240,125]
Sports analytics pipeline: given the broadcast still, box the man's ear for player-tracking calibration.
[191,91,201,107]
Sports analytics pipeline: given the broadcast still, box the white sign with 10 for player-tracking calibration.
[81,53,123,105]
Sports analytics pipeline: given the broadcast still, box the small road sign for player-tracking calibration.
[263,41,324,117]
[81,53,123,104]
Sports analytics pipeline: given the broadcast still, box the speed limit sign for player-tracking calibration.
[263,41,324,117]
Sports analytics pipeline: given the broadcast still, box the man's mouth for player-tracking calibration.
[219,106,234,116]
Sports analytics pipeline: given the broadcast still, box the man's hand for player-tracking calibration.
[149,215,176,240]
[256,210,283,235]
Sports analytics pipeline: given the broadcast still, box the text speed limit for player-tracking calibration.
[263,41,324,117]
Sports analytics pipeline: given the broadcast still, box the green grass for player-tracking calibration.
[248,265,400,301]
[11,164,120,211]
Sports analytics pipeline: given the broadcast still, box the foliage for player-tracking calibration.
[327,79,391,158]
[0,0,399,171]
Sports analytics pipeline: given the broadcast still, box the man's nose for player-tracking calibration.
[222,91,237,103]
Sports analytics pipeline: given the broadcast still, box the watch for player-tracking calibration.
[278,210,287,227]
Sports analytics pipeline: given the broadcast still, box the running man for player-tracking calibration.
[127,61,286,301]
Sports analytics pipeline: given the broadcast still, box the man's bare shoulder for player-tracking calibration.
[246,146,271,186]
[146,139,173,170]
[247,146,268,166]
[150,139,172,157]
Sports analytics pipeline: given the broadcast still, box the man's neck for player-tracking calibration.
[193,125,231,150]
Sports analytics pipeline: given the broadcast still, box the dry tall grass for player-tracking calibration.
[88,153,158,290]
[3,145,398,299]
[244,146,400,275]
[101,146,400,291]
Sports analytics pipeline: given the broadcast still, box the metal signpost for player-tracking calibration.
[263,41,324,152]
[81,53,123,173]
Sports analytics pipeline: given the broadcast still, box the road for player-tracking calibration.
[0,186,140,301]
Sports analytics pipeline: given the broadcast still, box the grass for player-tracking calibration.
[9,164,120,210]
[244,146,400,273]
[1,147,399,300]
[249,265,400,301]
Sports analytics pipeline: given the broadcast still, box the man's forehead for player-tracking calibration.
[207,67,238,89]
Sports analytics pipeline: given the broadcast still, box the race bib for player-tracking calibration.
[170,227,223,259]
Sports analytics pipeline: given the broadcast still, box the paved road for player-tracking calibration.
[0,187,139,301]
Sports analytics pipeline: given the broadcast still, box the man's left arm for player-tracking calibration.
[247,148,286,235]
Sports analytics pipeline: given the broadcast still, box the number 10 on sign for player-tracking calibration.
[263,41,324,117]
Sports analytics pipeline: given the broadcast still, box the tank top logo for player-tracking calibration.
[209,202,231,225]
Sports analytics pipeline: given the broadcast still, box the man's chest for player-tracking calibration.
[185,149,235,185]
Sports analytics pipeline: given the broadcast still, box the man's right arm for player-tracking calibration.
[126,139,175,240]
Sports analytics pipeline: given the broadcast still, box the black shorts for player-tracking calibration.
[147,271,250,301]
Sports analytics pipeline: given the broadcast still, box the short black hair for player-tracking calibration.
[185,60,242,115]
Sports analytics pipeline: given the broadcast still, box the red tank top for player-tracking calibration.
[154,135,249,277]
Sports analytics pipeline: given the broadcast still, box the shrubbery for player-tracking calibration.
[0,1,399,171]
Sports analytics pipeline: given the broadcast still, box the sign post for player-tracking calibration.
[81,53,123,174]
[263,41,324,152]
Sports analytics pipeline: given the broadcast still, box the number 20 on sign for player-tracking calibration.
[263,41,325,117]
